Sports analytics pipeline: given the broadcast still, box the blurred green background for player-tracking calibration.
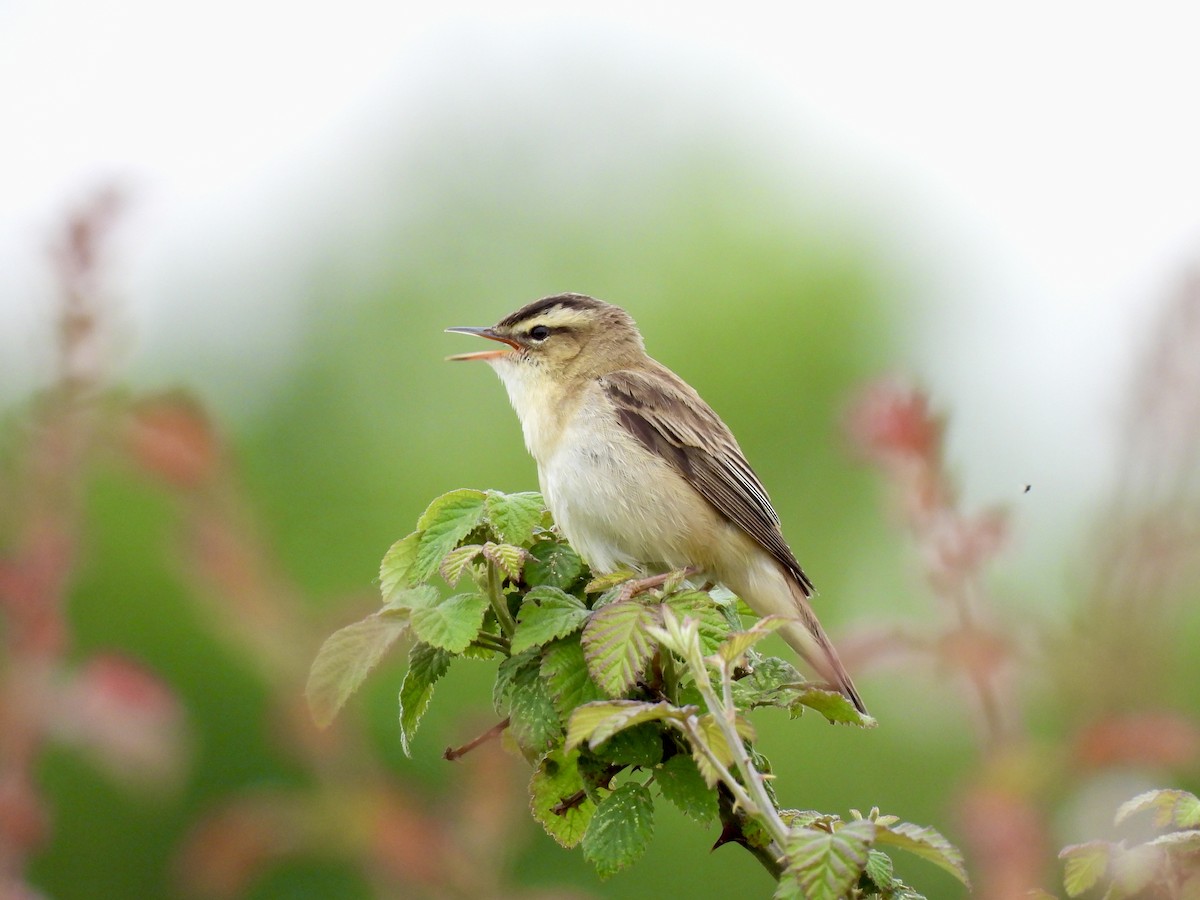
[4,8,1200,900]
[29,138,969,898]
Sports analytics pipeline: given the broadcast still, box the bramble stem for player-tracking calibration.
[486,562,516,638]
[675,719,758,815]
[718,664,790,849]
[471,632,510,654]
[682,637,790,851]
[660,651,680,699]
[443,717,510,761]
[615,566,700,603]
[716,790,785,879]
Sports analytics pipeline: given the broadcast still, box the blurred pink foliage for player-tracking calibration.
[140,394,567,898]
[174,741,547,899]
[49,654,187,787]
[5,187,1198,899]
[844,377,1015,745]
[0,190,573,900]
[0,191,189,893]
[844,272,1200,898]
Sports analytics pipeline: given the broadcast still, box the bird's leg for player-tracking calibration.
[614,566,700,604]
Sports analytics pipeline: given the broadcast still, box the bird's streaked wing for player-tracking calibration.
[600,365,815,595]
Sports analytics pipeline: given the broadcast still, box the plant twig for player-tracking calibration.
[471,632,511,654]
[443,717,510,761]
[615,566,700,603]
[715,789,785,879]
[682,638,790,849]
[485,562,516,638]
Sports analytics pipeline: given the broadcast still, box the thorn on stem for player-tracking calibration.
[712,818,745,851]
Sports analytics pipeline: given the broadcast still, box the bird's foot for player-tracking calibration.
[614,566,700,604]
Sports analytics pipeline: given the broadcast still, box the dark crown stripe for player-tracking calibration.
[497,293,604,328]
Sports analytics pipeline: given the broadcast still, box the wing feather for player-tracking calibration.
[601,366,815,595]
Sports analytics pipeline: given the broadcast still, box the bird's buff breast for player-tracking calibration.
[491,361,722,574]
[536,400,720,575]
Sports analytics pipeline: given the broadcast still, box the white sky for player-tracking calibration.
[3,0,1199,563]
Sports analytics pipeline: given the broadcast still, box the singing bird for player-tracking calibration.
[447,293,866,714]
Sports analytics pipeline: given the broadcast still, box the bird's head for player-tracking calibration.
[446,293,646,383]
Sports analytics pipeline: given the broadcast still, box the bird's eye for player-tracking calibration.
[528,325,551,341]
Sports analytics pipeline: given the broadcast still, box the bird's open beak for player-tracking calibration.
[444,326,520,361]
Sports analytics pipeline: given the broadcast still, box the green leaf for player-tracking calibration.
[540,635,605,718]
[382,584,440,612]
[706,585,739,607]
[1115,789,1200,830]
[494,648,539,712]
[780,810,828,829]
[876,822,970,888]
[689,729,725,788]
[438,544,482,586]
[306,611,409,727]
[1059,841,1112,897]
[507,656,563,756]
[656,754,717,825]
[690,713,757,787]
[591,585,629,610]
[380,532,421,600]
[482,541,526,581]
[409,592,489,654]
[398,642,451,756]
[717,616,789,665]
[749,746,778,807]
[644,604,696,658]
[511,587,589,655]
[585,567,638,594]
[699,712,757,755]
[417,487,485,531]
[577,750,619,801]
[530,746,595,848]
[415,489,487,579]
[664,590,729,655]
[741,812,777,853]
[582,782,655,879]
[525,540,585,589]
[864,849,896,890]
[460,643,497,660]
[782,819,874,900]
[582,599,659,696]
[485,490,546,546]
[565,700,684,753]
[794,684,878,727]
[732,654,805,711]
[591,723,664,767]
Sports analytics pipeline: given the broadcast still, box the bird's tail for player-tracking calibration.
[778,576,868,716]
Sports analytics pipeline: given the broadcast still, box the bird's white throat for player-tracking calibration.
[488,357,566,464]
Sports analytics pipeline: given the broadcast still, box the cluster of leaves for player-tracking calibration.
[1057,789,1200,898]
[307,489,970,896]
